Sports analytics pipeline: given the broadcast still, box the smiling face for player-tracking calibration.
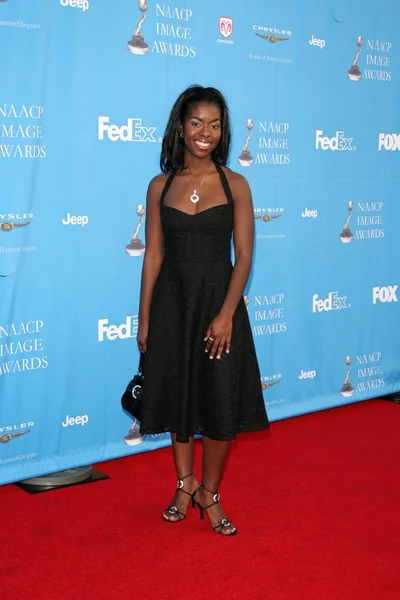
[181,102,222,160]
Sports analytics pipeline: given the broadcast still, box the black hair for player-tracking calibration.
[160,85,231,173]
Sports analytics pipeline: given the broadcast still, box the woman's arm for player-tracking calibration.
[220,172,254,316]
[204,172,254,358]
[137,175,166,353]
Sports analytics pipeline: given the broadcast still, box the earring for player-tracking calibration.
[180,132,184,138]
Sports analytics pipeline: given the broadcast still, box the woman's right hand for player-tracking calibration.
[137,321,148,354]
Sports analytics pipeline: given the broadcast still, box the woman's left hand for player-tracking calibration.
[204,313,233,359]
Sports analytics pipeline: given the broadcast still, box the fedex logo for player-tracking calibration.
[97,316,138,342]
[312,292,348,313]
[316,130,354,151]
[98,117,157,143]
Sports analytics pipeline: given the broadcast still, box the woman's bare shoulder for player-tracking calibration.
[220,166,250,194]
[149,172,169,187]
[147,173,170,198]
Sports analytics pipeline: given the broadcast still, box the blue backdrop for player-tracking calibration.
[1,0,399,485]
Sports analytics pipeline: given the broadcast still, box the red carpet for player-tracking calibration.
[1,399,399,600]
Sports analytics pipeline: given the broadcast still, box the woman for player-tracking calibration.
[137,85,269,536]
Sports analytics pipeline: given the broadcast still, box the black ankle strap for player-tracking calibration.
[201,484,218,495]
[176,472,194,497]
[199,484,220,509]
[178,472,193,482]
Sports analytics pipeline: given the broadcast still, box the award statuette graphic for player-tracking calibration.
[20,466,95,488]
[339,201,354,243]
[347,36,363,81]
[1,221,30,232]
[340,356,355,397]
[127,0,149,55]
[124,420,144,446]
[238,119,254,167]
[126,205,146,256]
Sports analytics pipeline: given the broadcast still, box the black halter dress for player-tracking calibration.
[139,163,269,442]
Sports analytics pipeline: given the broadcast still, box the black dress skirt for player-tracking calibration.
[139,163,269,442]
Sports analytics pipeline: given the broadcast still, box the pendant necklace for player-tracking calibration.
[184,163,214,204]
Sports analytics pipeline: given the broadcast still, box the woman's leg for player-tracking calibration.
[163,433,198,522]
[171,433,195,477]
[196,437,236,534]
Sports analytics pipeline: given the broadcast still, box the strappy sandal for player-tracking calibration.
[163,472,196,523]
[193,484,237,536]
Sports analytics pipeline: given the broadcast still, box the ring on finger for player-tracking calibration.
[209,336,215,342]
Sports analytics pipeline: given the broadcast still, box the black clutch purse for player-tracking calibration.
[121,353,145,421]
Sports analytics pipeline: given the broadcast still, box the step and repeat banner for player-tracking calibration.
[1,0,399,485]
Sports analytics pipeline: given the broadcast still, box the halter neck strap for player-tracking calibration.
[160,169,176,206]
[214,162,234,206]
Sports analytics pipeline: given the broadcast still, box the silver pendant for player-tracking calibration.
[190,190,200,204]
